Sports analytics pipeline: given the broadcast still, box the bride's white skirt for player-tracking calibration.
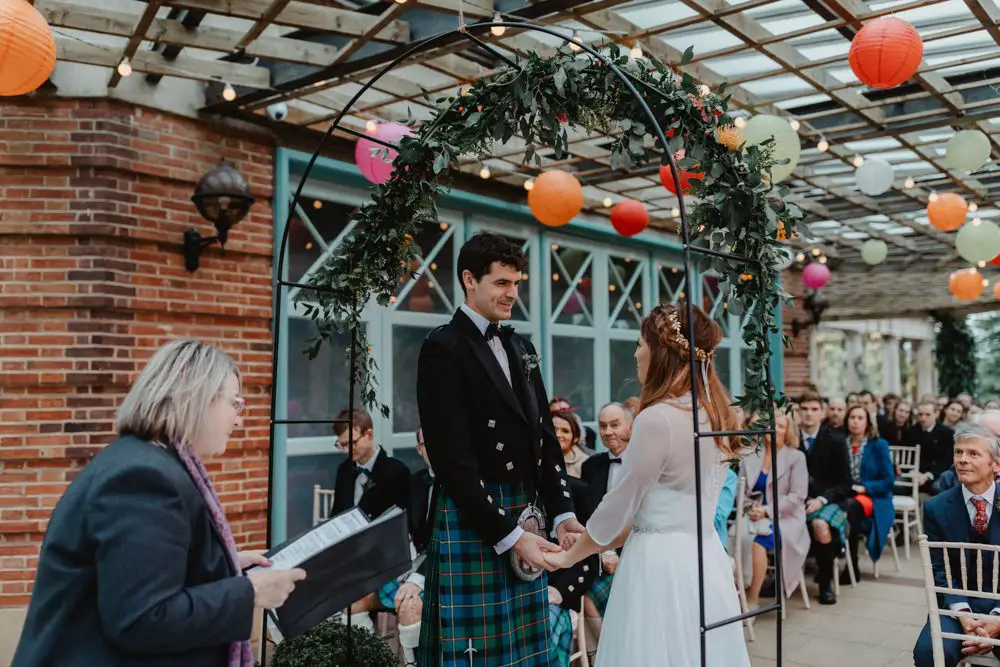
[596,531,751,667]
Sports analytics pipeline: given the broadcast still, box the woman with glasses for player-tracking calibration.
[12,339,305,667]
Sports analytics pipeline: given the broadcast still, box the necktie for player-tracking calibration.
[973,496,989,535]
[807,436,816,451]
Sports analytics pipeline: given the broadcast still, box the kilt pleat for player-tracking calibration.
[547,604,573,667]
[418,482,551,667]
[807,502,848,547]
[586,573,614,617]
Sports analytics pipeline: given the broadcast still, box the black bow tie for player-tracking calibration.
[355,465,371,477]
[609,457,622,464]
[485,323,511,341]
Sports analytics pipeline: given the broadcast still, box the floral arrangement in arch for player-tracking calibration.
[295,43,807,421]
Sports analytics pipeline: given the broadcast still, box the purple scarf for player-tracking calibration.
[174,443,254,667]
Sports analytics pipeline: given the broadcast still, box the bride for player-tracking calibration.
[544,303,751,666]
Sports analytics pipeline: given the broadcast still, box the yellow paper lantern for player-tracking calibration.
[0,0,57,96]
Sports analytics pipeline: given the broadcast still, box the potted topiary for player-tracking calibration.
[265,619,398,667]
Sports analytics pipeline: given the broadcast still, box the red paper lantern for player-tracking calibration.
[848,18,923,89]
[927,193,968,231]
[949,268,983,301]
[610,199,649,237]
[0,0,57,97]
[658,149,704,195]
[990,252,1000,266]
[528,170,583,227]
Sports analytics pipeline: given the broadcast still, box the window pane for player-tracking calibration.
[658,264,687,304]
[716,346,732,394]
[552,335,595,421]
[609,256,645,330]
[395,223,456,314]
[551,246,593,326]
[701,275,730,335]
[287,317,362,439]
[610,339,641,403]
[287,199,356,282]
[286,453,345,538]
[392,324,436,433]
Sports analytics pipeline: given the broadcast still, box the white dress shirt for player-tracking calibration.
[606,454,624,494]
[459,303,575,554]
[950,484,999,615]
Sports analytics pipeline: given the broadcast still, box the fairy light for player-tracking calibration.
[569,32,583,52]
[313,200,323,209]
[812,248,821,256]
[222,83,237,101]
[629,44,644,59]
[117,57,132,77]
[796,252,805,262]
[973,217,982,226]
[698,84,710,97]
[929,192,939,202]
[789,119,800,132]
[852,155,864,168]
[671,207,680,218]
[818,256,828,264]
[524,178,535,191]
[734,117,746,129]
[490,12,506,37]
[817,139,829,152]
[979,261,987,268]
[479,166,491,179]
[970,202,979,212]
[366,119,378,133]
[603,197,613,207]
[904,177,915,189]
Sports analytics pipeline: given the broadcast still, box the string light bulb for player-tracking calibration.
[603,197,613,208]
[394,0,407,4]
[222,83,236,101]
[818,256,828,264]
[629,44,644,59]
[789,119,800,132]
[970,201,979,212]
[524,178,534,191]
[904,177,915,189]
[979,261,987,268]
[734,116,746,129]
[929,192,939,202]
[365,119,378,133]
[569,32,583,52]
[817,139,829,152]
[852,155,864,168]
[490,12,506,37]
[117,57,132,77]
[479,166,491,179]
[812,247,821,256]
[671,207,680,218]
[796,252,805,262]
[698,84,710,97]
[973,217,982,226]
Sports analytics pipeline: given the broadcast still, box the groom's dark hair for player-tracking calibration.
[456,232,527,295]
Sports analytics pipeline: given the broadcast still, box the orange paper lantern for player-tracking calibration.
[848,18,923,89]
[949,268,984,301]
[0,0,57,97]
[927,193,968,231]
[658,149,704,195]
[528,170,582,227]
[610,199,649,237]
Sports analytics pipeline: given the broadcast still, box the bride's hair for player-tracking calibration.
[638,304,738,455]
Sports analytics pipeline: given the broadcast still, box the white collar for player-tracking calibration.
[801,427,820,440]
[358,446,381,472]
[962,482,997,506]
[460,303,494,336]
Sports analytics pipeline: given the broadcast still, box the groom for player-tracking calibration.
[417,231,584,666]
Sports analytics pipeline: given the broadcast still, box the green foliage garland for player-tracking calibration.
[296,43,807,420]
[935,312,977,398]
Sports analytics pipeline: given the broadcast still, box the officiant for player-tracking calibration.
[416,232,584,666]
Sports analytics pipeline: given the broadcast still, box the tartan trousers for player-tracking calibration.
[418,482,551,667]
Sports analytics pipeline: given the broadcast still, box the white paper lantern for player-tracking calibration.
[742,114,801,183]
[855,157,894,196]
[860,239,888,265]
[955,219,1000,265]
[946,130,991,171]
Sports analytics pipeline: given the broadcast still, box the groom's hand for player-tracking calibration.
[513,532,561,571]
[556,518,586,551]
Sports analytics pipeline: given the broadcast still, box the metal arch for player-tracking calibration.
[265,17,783,667]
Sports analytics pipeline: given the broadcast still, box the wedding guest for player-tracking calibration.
[882,400,913,448]
[942,400,967,430]
[858,390,879,423]
[842,405,895,576]
[904,400,956,493]
[825,398,847,433]
[958,392,975,410]
[739,408,809,609]
[11,339,305,667]
[846,392,860,407]
[550,398,597,453]
[554,410,590,478]
[913,422,1000,667]
[986,400,1000,411]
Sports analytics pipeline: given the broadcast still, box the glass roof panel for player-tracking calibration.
[702,53,783,78]
[660,27,745,51]
[741,73,818,97]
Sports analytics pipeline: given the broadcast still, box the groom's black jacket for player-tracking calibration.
[416,308,574,547]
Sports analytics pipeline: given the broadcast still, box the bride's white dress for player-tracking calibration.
[587,396,751,667]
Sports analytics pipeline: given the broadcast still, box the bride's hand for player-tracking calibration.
[543,551,572,570]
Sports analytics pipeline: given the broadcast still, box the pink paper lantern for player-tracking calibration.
[354,122,414,185]
[802,262,830,290]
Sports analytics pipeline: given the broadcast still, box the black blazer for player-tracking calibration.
[12,436,254,667]
[409,469,437,555]
[547,477,599,612]
[903,423,955,478]
[580,452,624,557]
[416,309,574,547]
[331,448,411,520]
[802,425,853,504]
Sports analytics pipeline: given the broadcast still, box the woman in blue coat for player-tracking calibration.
[844,404,895,570]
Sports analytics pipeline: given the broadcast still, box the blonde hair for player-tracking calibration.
[116,339,240,447]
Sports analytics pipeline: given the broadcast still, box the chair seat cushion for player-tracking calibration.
[893,495,918,511]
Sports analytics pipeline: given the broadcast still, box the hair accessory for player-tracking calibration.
[660,308,714,362]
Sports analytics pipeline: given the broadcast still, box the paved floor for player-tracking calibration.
[746,545,928,667]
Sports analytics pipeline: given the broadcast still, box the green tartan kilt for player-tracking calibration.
[586,572,614,617]
[376,578,425,610]
[807,501,849,548]
[547,604,573,667]
[418,481,551,667]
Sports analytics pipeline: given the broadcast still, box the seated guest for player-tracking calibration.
[738,408,809,609]
[825,397,848,434]
[987,400,1000,411]
[12,339,305,667]
[842,405,896,576]
[914,423,1000,667]
[942,399,967,430]
[799,390,853,604]
[553,409,590,478]
[882,400,913,448]
[550,397,596,452]
[905,400,956,493]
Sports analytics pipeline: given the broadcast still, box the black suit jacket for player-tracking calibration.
[903,423,955,478]
[547,477,599,611]
[409,469,437,555]
[416,309,574,547]
[580,452,617,524]
[12,436,254,667]
[332,448,411,520]
[802,425,853,504]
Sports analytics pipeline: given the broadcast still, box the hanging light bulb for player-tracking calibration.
[630,44,644,59]
[490,12,506,37]
[671,207,680,218]
[811,247,821,256]
[904,177,915,189]
[852,155,864,168]
[979,261,987,268]
[394,0,407,4]
[817,139,829,152]
[479,166,491,179]
[789,118,800,132]
[222,83,236,101]
[117,57,133,77]
[929,192,939,202]
[734,116,747,129]
[603,197,613,208]
[524,178,535,191]
[818,255,828,264]
[796,252,806,263]
[698,84,710,97]
[970,201,979,212]
[365,119,378,133]
[973,217,982,226]
[569,32,583,52]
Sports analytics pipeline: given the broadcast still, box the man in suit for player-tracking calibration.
[799,390,854,604]
[904,400,956,494]
[416,232,583,666]
[914,422,1000,667]
[825,397,847,434]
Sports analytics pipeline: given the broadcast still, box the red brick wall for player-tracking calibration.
[0,99,275,607]
[782,269,814,398]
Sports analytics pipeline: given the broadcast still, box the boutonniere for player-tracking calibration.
[521,352,540,378]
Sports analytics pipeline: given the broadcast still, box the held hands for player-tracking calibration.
[247,567,307,610]
[556,518,586,551]
[601,552,619,575]
[513,532,562,572]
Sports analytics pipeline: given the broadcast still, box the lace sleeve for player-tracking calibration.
[586,406,673,546]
